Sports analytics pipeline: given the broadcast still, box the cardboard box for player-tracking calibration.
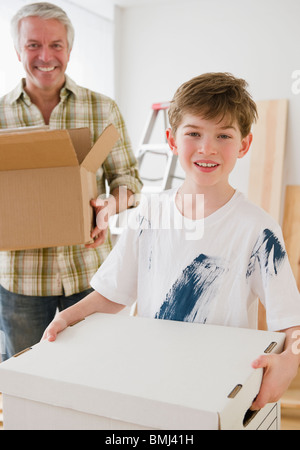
[0,125,119,250]
[0,314,285,430]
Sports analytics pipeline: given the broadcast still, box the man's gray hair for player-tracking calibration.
[11,2,75,52]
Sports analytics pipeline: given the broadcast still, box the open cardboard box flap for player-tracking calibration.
[0,124,120,172]
[0,124,120,250]
[81,124,120,173]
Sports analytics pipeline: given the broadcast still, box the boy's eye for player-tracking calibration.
[219,134,231,139]
[188,132,200,137]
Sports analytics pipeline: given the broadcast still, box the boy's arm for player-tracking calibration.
[42,291,126,342]
[251,326,300,410]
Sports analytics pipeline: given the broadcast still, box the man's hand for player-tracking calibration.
[85,187,136,249]
[85,197,116,249]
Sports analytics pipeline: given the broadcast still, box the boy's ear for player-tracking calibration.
[238,133,253,159]
[166,128,178,155]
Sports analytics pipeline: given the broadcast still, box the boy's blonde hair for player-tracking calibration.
[168,72,258,137]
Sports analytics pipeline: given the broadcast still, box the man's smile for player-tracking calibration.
[36,66,56,72]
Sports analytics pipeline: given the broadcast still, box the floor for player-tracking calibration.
[0,392,299,430]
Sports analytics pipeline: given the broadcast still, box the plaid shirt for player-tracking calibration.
[0,76,142,296]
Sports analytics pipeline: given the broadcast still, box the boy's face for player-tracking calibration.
[166,113,252,193]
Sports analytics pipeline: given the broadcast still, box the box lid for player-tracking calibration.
[0,314,285,430]
[0,129,79,170]
[0,124,119,172]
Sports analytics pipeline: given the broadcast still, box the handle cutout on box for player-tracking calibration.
[264,342,277,353]
[13,347,32,358]
[69,318,85,327]
[227,384,243,398]
[243,408,260,427]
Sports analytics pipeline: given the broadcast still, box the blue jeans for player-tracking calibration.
[0,285,93,361]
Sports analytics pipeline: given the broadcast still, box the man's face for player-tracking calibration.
[16,16,71,94]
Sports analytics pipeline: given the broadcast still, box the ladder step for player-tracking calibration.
[139,143,170,152]
[142,186,165,194]
[111,102,175,236]
[137,145,171,160]
[152,102,170,111]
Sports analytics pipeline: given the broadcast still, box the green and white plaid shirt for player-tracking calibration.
[0,76,142,296]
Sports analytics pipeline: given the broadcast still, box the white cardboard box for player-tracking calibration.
[0,314,285,430]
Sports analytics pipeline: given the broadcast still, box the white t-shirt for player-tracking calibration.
[90,189,300,331]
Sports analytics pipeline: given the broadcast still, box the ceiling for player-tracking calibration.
[68,0,174,16]
[114,0,172,5]
[66,0,177,21]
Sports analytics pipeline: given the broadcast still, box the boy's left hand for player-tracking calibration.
[251,351,298,410]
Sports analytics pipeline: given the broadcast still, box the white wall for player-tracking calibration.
[114,0,300,196]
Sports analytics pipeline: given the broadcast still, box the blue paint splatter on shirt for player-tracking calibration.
[155,254,227,323]
[246,228,286,279]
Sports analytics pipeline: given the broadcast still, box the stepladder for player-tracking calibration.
[136,101,183,193]
[109,102,183,235]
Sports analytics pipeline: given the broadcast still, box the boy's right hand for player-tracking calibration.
[42,317,68,342]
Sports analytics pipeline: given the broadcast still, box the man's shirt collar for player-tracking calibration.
[6,75,79,105]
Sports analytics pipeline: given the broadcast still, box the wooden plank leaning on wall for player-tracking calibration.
[248,99,289,331]
[248,99,288,222]
[247,101,300,411]
[283,186,300,293]
[281,186,300,405]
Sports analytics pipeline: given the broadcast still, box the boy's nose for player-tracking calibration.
[197,138,216,155]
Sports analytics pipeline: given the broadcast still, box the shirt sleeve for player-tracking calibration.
[90,218,140,307]
[247,226,300,331]
[101,100,142,195]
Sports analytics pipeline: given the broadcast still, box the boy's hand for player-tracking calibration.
[42,317,68,342]
[251,352,298,410]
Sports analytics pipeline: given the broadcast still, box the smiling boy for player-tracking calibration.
[43,73,300,411]
[166,113,252,218]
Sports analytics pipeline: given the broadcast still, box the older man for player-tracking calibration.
[0,2,142,360]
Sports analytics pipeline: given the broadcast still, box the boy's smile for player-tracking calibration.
[194,160,220,172]
[166,114,252,195]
